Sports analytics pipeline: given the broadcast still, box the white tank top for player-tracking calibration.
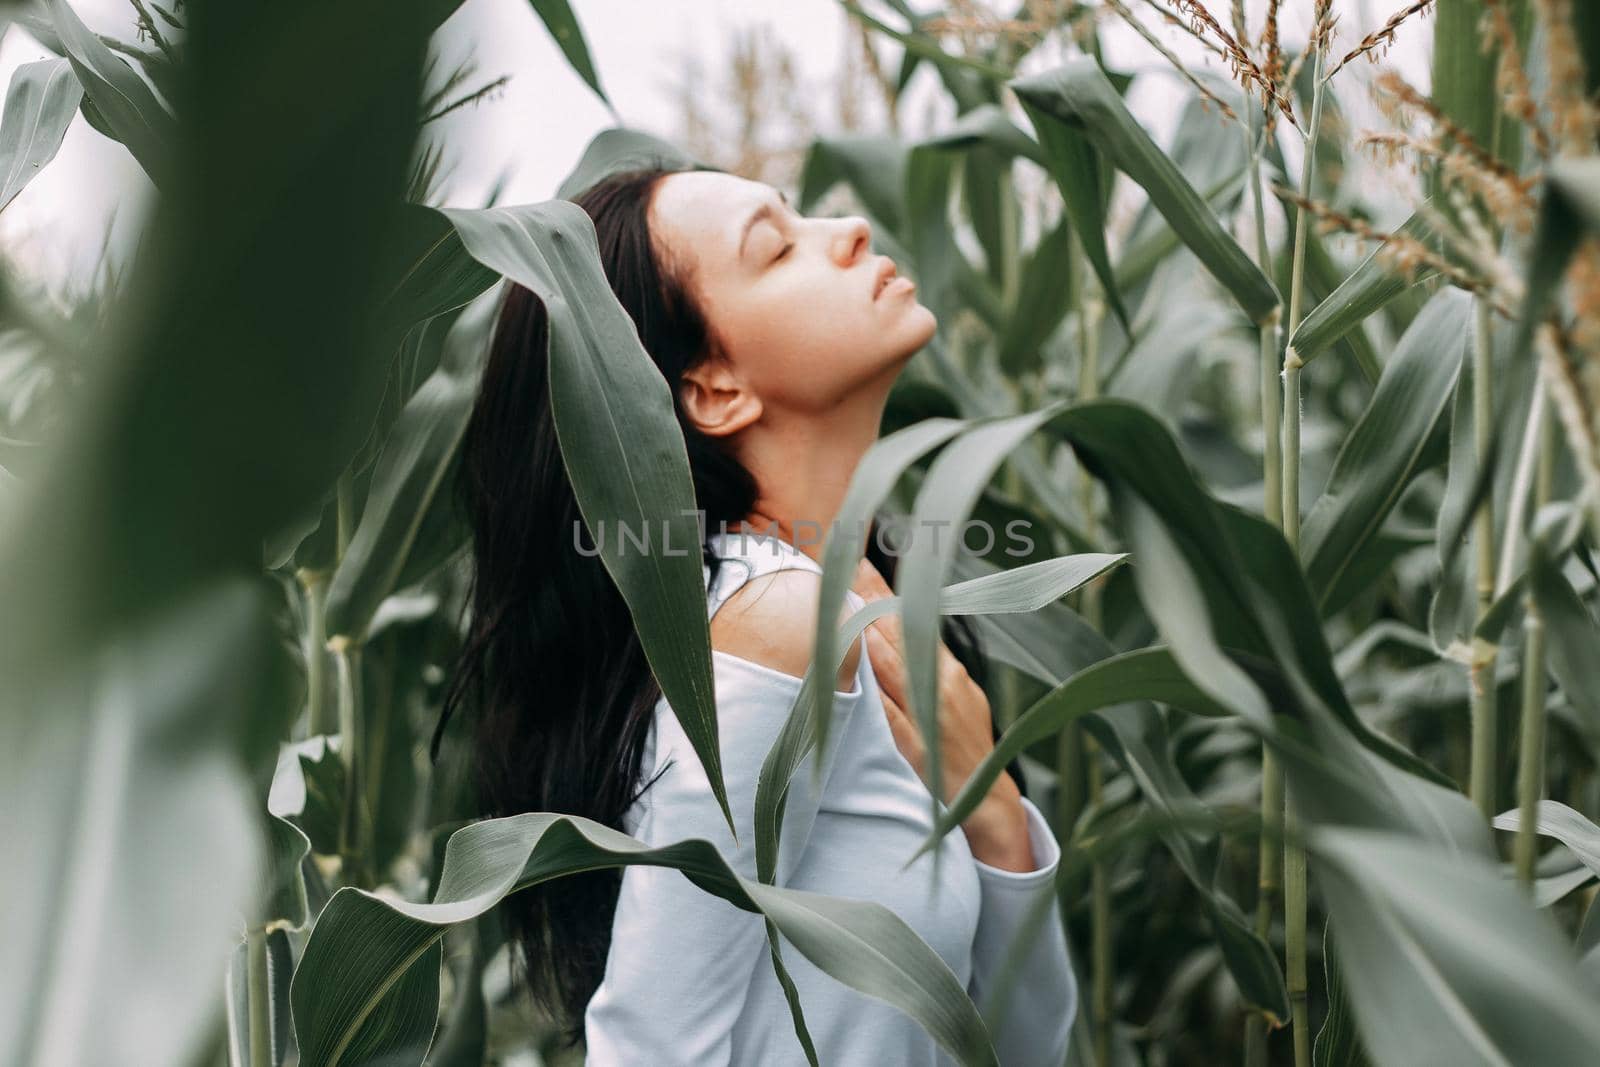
[583,530,1076,1066]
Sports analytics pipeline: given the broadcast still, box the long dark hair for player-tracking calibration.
[435,166,998,1046]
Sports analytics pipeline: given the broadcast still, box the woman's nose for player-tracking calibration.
[830,215,871,266]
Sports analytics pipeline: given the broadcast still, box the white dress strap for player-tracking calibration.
[703,530,828,621]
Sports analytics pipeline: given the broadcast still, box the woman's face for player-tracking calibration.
[648,170,937,420]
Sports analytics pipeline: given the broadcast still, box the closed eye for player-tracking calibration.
[773,241,793,262]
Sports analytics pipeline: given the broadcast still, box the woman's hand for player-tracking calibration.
[850,558,1036,872]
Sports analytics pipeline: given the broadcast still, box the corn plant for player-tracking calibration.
[5,2,1600,1067]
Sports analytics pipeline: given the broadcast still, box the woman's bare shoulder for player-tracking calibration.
[710,568,862,692]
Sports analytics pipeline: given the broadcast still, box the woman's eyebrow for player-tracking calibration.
[736,190,793,260]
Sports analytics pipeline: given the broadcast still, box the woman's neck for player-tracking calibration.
[729,396,887,566]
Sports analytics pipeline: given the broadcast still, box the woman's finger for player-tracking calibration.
[851,560,907,650]
[879,691,924,775]
[865,623,906,709]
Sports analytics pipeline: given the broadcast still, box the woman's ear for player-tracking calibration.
[679,358,763,437]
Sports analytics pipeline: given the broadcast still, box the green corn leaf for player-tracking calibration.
[919,647,1232,849]
[898,409,1071,818]
[1015,92,1129,332]
[1290,205,1445,364]
[1314,827,1600,1066]
[1302,289,1472,609]
[920,102,1044,166]
[1037,402,1452,791]
[556,125,700,202]
[527,0,610,107]
[799,134,909,235]
[808,418,968,771]
[290,813,999,1067]
[1493,801,1600,879]
[1528,538,1600,741]
[1011,59,1278,324]
[763,553,1125,885]
[380,205,500,337]
[323,357,475,643]
[439,201,733,832]
[0,57,82,214]
[997,214,1074,375]
[43,0,174,185]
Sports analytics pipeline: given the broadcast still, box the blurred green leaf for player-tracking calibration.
[0,57,81,213]
[992,212,1068,375]
[1315,828,1600,1066]
[799,134,908,235]
[1528,545,1600,741]
[556,125,700,201]
[1493,801,1600,878]
[1313,922,1369,1067]
[43,0,174,184]
[0,7,428,1064]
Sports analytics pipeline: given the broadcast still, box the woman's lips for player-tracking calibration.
[873,256,913,300]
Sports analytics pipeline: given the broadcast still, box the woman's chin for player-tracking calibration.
[906,303,938,345]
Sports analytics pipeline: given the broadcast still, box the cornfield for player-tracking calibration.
[4,0,1600,1064]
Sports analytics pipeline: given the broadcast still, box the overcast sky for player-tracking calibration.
[0,0,1423,291]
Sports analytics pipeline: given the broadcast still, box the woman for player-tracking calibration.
[440,165,1077,1064]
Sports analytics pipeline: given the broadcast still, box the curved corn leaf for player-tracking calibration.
[1528,541,1600,739]
[262,814,312,930]
[324,357,474,642]
[997,214,1073,374]
[1312,922,1368,1067]
[808,418,967,770]
[1289,205,1444,364]
[1302,289,1472,609]
[380,205,499,336]
[43,0,174,185]
[0,57,82,214]
[921,102,1044,166]
[1011,59,1278,324]
[1036,401,1451,789]
[1015,90,1128,332]
[438,201,732,831]
[526,0,610,107]
[799,134,909,234]
[764,553,1124,884]
[899,409,1068,819]
[904,634,1290,1020]
[1314,828,1600,1066]
[556,125,700,202]
[1493,801,1600,878]
[919,647,1233,849]
[290,813,999,1067]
